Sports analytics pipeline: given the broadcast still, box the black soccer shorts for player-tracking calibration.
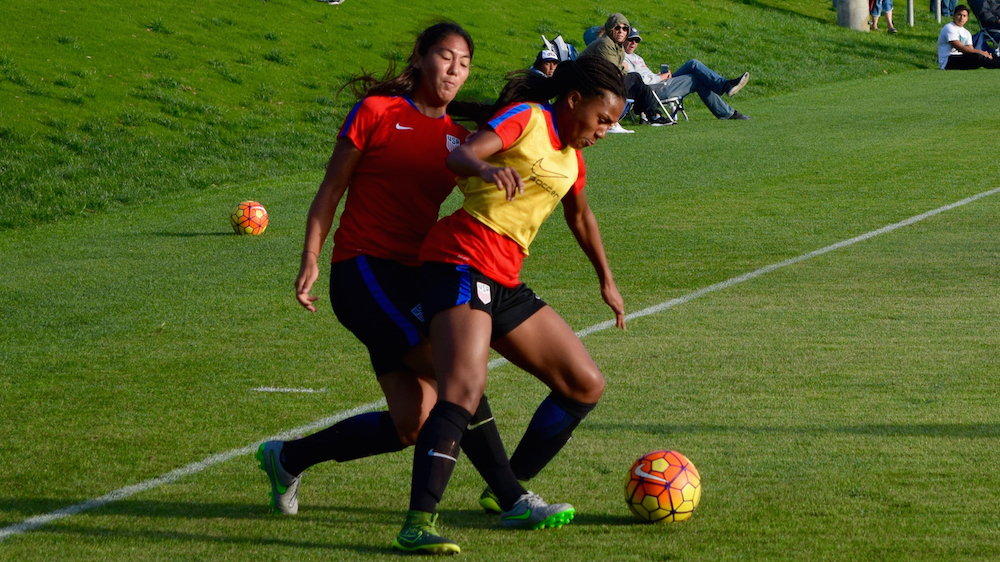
[420,261,547,339]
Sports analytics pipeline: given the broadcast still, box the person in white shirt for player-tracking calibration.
[937,5,1000,69]
[622,28,751,120]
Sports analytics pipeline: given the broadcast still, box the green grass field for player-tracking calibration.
[3,0,1000,560]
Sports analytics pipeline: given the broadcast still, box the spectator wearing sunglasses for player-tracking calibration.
[582,13,673,126]
[623,28,751,120]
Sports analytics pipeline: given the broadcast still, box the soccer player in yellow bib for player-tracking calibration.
[392,56,627,554]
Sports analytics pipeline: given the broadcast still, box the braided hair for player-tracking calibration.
[343,21,474,99]
[452,55,626,126]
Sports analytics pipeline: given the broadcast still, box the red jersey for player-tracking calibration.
[331,95,469,266]
[419,102,586,288]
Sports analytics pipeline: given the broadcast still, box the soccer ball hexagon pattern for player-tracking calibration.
[230,201,268,235]
[625,450,702,523]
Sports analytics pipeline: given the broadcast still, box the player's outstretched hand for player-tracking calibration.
[601,281,626,329]
[295,253,321,312]
[483,166,525,201]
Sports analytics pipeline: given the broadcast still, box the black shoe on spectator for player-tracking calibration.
[649,115,675,126]
[727,110,751,120]
[724,72,750,96]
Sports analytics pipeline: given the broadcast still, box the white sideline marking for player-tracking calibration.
[3,186,997,542]
[251,386,328,393]
[495,186,1000,367]
[0,399,386,542]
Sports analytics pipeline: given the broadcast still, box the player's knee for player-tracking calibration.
[396,426,421,447]
[393,413,428,447]
[440,380,486,415]
[566,366,605,404]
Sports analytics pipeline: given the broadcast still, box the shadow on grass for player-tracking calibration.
[588,423,1000,438]
[0,503,519,553]
[820,35,937,69]
[0,499,278,521]
[572,512,642,526]
[737,0,831,25]
[150,231,234,237]
[0,500,494,528]
[28,523,387,555]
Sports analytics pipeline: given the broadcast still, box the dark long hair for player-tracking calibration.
[453,55,626,126]
[343,21,474,99]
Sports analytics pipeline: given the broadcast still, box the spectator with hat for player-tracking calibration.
[623,27,751,120]
[582,13,674,126]
[530,49,559,77]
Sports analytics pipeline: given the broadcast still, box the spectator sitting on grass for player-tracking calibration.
[937,5,1000,69]
[622,28,751,120]
[582,13,673,126]
[530,49,559,77]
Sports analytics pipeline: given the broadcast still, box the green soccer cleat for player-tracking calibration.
[255,441,301,515]
[392,510,461,555]
[500,491,575,530]
[479,486,501,514]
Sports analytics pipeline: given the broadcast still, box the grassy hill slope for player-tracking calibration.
[0,0,950,228]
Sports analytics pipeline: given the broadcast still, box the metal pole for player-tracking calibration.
[936,0,942,22]
[908,0,914,26]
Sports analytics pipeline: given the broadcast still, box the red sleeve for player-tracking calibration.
[487,103,533,149]
[338,98,382,152]
[569,149,586,196]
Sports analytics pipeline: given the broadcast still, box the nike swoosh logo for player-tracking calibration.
[634,465,668,484]
[268,451,289,494]
[468,416,494,430]
[395,123,414,130]
[504,508,531,520]
[530,158,569,179]
[427,448,458,462]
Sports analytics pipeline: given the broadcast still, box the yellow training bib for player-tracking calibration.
[460,103,579,255]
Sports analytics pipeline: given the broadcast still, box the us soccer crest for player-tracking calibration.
[446,134,461,152]
[476,281,492,305]
[410,304,425,323]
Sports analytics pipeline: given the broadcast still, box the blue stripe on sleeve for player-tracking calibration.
[356,256,421,346]
[542,101,559,139]
[487,103,532,131]
[338,101,364,138]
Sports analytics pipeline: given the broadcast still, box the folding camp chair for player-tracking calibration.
[627,96,687,125]
[619,98,635,123]
[541,35,580,61]
[970,0,1000,56]
[659,96,689,123]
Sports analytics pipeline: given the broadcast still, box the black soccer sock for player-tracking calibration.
[279,411,406,476]
[460,395,526,511]
[508,392,597,481]
[408,401,471,513]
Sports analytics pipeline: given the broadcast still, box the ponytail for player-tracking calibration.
[469,55,625,127]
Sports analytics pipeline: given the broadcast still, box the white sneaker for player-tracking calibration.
[607,122,634,134]
[256,441,301,515]
[500,491,575,529]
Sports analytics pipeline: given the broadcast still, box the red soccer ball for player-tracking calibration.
[624,450,702,523]
[230,201,268,235]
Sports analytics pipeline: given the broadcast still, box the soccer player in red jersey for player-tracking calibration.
[255,24,566,548]
[395,56,628,553]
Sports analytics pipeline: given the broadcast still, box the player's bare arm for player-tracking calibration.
[296,138,363,312]
[562,189,626,329]
[446,129,525,201]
